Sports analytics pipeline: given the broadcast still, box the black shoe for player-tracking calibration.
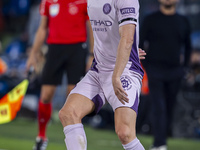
[33,137,48,150]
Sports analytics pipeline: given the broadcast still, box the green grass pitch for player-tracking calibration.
[0,118,199,150]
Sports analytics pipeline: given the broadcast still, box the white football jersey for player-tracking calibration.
[88,0,144,76]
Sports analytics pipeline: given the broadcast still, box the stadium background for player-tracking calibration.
[0,0,200,149]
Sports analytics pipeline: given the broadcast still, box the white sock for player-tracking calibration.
[122,138,145,150]
[63,123,87,150]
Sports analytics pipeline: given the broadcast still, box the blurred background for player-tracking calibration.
[0,0,200,149]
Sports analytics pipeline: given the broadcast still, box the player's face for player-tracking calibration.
[158,0,179,8]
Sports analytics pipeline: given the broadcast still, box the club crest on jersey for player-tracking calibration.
[50,4,59,17]
[69,4,78,15]
[120,75,132,91]
[103,3,111,15]
[120,7,135,15]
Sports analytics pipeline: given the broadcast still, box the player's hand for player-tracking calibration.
[26,51,37,74]
[112,76,129,105]
[139,48,146,60]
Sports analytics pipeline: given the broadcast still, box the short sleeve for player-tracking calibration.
[40,0,49,16]
[115,0,139,27]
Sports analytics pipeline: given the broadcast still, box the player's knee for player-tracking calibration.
[59,106,79,124]
[115,126,132,144]
[40,94,53,103]
[40,88,55,103]
[40,98,51,104]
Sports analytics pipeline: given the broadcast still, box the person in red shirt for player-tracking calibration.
[26,0,93,149]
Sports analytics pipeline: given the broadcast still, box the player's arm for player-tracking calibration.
[86,20,94,71]
[26,16,48,71]
[87,20,94,55]
[112,24,136,104]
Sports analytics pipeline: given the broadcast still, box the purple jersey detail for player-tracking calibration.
[90,58,98,72]
[120,7,135,15]
[131,92,139,114]
[120,75,132,91]
[92,94,103,114]
[129,33,144,76]
[103,3,111,14]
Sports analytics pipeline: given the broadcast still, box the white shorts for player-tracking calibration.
[69,68,142,115]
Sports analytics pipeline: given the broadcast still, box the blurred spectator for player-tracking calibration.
[26,0,41,47]
[2,0,31,33]
[2,0,30,16]
[184,48,200,89]
[139,0,192,150]
[0,34,27,98]
[1,34,27,78]
[0,1,4,33]
[191,31,200,50]
[0,57,7,75]
[177,0,200,31]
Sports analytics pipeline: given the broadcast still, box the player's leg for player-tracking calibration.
[165,79,182,136]
[102,69,144,150]
[59,69,105,150]
[67,84,75,95]
[59,94,95,150]
[59,93,95,125]
[148,77,167,149]
[33,44,66,150]
[37,85,56,138]
[115,107,144,150]
[32,85,56,150]
[101,68,144,150]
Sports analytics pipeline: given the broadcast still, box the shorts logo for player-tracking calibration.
[120,7,135,15]
[50,4,59,17]
[120,76,132,91]
[103,3,111,15]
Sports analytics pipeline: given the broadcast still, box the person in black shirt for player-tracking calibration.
[139,0,191,150]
